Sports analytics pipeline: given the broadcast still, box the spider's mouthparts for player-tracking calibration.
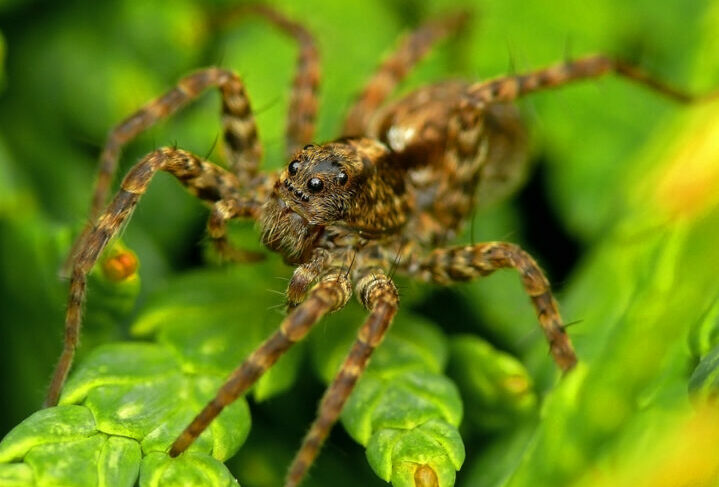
[260,191,320,264]
[284,179,310,202]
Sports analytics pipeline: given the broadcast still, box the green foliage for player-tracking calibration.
[2,0,719,486]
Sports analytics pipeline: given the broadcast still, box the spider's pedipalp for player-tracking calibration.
[208,197,265,263]
[287,248,331,307]
[46,147,247,407]
[286,268,399,487]
[418,242,577,372]
[342,10,470,137]
[170,268,352,457]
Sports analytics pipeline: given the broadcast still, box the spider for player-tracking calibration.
[44,4,713,486]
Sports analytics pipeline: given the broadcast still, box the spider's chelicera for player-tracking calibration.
[45,4,713,486]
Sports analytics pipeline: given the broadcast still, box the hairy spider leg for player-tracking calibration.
[286,248,332,307]
[207,197,266,262]
[342,11,470,137]
[419,242,576,372]
[216,4,321,155]
[46,148,248,407]
[61,68,263,275]
[286,269,399,487]
[464,54,719,108]
[90,67,262,220]
[169,269,352,457]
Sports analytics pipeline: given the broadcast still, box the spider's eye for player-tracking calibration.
[337,171,348,186]
[288,160,300,176]
[307,177,324,193]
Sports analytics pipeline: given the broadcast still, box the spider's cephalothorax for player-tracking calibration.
[261,137,408,263]
[46,5,714,487]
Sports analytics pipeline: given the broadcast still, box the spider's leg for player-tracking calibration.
[90,67,262,221]
[464,54,719,107]
[207,197,266,263]
[342,11,469,136]
[286,248,331,307]
[169,268,351,457]
[46,148,254,407]
[285,268,399,487]
[417,242,577,372]
[217,4,320,155]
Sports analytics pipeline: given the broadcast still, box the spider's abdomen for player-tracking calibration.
[368,81,529,244]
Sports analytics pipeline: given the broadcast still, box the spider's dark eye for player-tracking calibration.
[337,171,348,186]
[307,177,324,193]
[288,160,300,176]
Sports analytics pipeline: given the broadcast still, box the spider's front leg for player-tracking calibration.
[61,66,264,274]
[169,268,352,456]
[286,268,399,487]
[45,148,255,407]
[418,242,576,372]
[90,67,262,221]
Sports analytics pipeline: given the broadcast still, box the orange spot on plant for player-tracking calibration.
[414,464,439,487]
[101,247,138,282]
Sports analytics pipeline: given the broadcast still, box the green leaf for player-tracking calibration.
[139,452,238,487]
[98,437,142,487]
[24,434,108,487]
[0,406,96,463]
[59,341,250,460]
[0,463,33,487]
[60,343,179,405]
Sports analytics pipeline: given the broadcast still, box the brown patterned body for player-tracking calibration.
[368,81,528,245]
[46,6,717,486]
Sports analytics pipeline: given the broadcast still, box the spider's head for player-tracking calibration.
[260,138,389,264]
[277,142,365,224]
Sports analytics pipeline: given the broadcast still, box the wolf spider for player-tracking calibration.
[45,4,715,486]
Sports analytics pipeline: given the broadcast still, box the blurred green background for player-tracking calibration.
[1,0,719,486]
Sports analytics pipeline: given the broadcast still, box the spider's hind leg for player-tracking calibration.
[216,4,321,155]
[46,148,255,407]
[464,54,718,108]
[417,242,577,372]
[342,11,470,137]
